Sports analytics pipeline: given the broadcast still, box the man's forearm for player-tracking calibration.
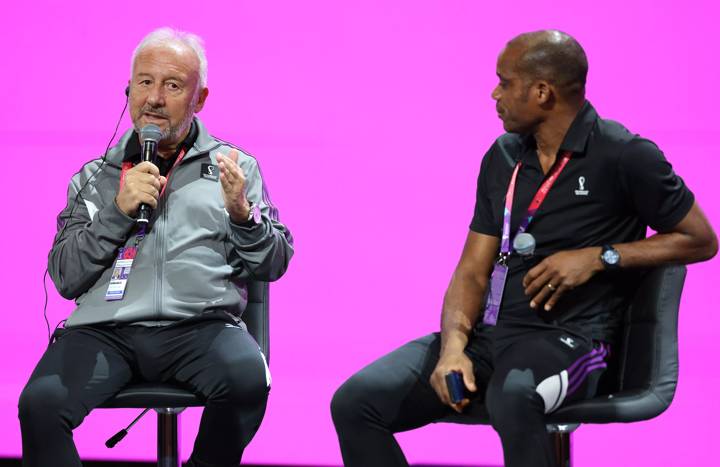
[440,271,488,355]
[227,218,294,281]
[614,203,717,268]
[50,198,135,299]
[615,231,717,269]
[523,203,717,312]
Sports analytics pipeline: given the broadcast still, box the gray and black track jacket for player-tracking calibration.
[49,118,293,327]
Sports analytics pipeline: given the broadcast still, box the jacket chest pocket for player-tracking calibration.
[163,178,227,236]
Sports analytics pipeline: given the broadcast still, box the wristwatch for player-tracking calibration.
[600,244,621,270]
[246,202,262,225]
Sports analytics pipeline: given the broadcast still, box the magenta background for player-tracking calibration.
[1,0,719,465]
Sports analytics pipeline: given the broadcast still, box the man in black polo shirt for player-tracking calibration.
[331,30,717,467]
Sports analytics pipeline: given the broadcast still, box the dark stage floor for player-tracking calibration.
[0,459,498,467]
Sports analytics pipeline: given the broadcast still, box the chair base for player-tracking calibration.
[550,431,572,467]
[547,423,578,467]
[156,409,183,467]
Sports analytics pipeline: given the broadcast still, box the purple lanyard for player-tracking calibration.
[483,151,572,325]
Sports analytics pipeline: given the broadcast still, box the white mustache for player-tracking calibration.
[141,108,169,118]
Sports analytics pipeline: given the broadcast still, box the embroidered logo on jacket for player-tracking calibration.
[201,163,219,181]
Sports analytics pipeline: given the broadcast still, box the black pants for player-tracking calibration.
[331,327,608,467]
[18,313,270,467]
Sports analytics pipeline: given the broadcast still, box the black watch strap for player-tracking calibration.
[600,244,621,270]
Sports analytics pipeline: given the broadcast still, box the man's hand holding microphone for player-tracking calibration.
[115,162,167,217]
[116,124,166,220]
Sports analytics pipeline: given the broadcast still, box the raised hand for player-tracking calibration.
[217,149,251,224]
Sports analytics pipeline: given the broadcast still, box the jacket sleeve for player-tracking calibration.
[226,158,294,282]
[48,171,136,299]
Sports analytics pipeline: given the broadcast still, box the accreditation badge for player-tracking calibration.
[105,246,137,301]
[482,261,509,326]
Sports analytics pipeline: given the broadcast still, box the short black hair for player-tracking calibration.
[508,30,588,101]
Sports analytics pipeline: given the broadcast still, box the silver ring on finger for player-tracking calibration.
[547,283,556,291]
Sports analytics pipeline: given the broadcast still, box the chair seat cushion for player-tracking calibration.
[99,383,204,409]
[439,388,669,426]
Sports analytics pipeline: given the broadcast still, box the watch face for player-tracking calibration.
[602,249,620,265]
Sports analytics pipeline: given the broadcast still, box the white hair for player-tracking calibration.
[131,27,208,88]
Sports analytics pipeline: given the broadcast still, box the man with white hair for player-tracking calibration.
[18,28,294,467]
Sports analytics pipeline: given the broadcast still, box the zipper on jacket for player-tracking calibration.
[154,201,163,318]
[154,171,171,318]
[153,152,197,318]
[152,150,209,318]
[155,208,166,318]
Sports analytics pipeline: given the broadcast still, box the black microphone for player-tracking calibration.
[137,124,163,224]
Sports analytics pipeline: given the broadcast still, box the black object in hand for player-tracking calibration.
[445,371,466,404]
[137,124,163,224]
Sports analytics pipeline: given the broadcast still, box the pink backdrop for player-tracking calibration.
[1,0,718,465]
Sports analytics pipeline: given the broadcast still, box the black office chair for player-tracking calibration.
[100,281,270,467]
[441,265,687,467]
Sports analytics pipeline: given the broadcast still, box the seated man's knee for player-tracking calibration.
[215,354,270,407]
[331,373,376,429]
[486,368,543,432]
[18,376,72,426]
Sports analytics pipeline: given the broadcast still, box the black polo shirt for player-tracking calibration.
[123,120,199,176]
[470,101,694,343]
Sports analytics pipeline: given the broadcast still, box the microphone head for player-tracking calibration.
[513,232,536,256]
[140,124,163,143]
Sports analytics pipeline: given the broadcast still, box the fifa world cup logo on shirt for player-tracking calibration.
[575,176,589,196]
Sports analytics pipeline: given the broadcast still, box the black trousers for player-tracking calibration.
[331,327,608,467]
[18,313,270,467]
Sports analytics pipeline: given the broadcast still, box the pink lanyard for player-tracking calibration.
[499,151,573,256]
[483,151,572,326]
[119,148,187,196]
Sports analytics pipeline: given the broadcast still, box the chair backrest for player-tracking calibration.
[614,265,686,416]
[243,281,270,363]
